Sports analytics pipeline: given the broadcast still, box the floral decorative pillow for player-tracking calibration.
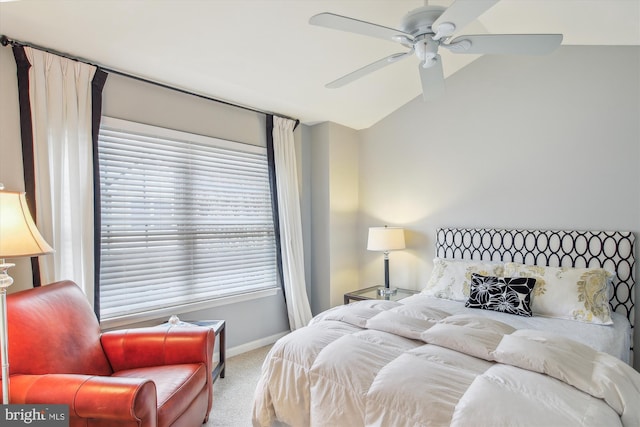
[465,274,536,317]
[422,258,505,302]
[503,262,613,325]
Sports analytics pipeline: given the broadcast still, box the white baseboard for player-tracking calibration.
[226,331,289,358]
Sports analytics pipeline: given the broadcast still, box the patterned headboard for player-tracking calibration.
[435,228,636,330]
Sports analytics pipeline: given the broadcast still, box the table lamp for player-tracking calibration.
[0,186,54,404]
[367,226,405,296]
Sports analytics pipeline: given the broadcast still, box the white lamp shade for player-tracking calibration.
[367,227,405,251]
[0,190,54,258]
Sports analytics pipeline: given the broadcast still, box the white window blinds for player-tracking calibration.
[97,117,278,321]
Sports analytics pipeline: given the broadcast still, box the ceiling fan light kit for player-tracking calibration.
[309,0,563,101]
[414,35,439,68]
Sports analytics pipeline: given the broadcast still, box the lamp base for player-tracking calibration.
[0,263,16,288]
[377,287,398,297]
[0,264,13,404]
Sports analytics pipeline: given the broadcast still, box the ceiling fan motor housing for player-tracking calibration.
[402,6,445,68]
[400,6,445,37]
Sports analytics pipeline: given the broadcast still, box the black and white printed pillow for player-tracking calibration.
[465,273,536,317]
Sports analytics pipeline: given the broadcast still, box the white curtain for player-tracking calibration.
[24,47,97,305]
[272,117,313,330]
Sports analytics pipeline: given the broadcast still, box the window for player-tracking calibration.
[97,117,278,322]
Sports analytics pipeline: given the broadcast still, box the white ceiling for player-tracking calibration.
[1,0,639,130]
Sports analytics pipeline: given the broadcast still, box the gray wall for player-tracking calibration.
[357,45,640,369]
[0,49,290,352]
[3,43,639,367]
[308,122,360,313]
[0,47,32,290]
[102,74,266,147]
[101,74,292,350]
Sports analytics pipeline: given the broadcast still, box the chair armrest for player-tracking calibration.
[101,326,215,372]
[9,374,156,422]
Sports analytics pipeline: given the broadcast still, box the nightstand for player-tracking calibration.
[344,286,419,304]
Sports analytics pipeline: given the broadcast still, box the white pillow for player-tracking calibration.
[503,262,613,325]
[422,258,505,302]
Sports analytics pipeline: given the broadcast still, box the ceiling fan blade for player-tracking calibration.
[432,0,499,39]
[326,52,412,88]
[419,56,445,101]
[446,34,563,55]
[310,12,408,43]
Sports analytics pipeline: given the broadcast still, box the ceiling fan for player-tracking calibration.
[309,0,563,100]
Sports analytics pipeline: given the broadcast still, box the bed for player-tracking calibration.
[252,228,639,427]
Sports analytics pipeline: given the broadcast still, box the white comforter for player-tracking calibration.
[252,299,640,427]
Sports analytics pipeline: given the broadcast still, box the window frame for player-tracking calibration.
[97,117,280,329]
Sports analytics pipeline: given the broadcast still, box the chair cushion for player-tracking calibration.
[112,363,208,426]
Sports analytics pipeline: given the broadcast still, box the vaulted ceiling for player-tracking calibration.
[1,0,639,129]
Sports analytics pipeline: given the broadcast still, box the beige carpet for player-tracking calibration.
[205,345,273,427]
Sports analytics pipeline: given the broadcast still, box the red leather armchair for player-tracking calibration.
[2,280,215,427]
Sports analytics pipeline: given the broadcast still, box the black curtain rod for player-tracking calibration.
[0,34,300,128]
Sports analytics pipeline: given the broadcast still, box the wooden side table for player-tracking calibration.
[186,320,226,382]
[344,286,419,304]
